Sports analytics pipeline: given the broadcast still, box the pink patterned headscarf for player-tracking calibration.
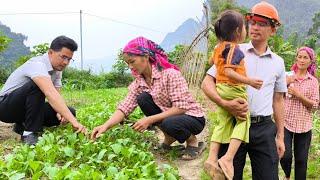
[291,46,317,77]
[123,37,179,74]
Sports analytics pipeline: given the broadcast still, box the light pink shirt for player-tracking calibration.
[285,72,319,133]
[118,65,204,117]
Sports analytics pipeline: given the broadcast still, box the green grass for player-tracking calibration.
[308,112,320,179]
[62,88,127,109]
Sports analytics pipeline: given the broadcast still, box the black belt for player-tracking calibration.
[250,115,271,124]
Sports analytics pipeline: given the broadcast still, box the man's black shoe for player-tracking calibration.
[13,123,25,135]
[21,133,38,145]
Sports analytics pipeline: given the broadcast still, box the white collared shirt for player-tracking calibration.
[207,41,287,116]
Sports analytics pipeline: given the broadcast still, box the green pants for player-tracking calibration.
[211,83,250,143]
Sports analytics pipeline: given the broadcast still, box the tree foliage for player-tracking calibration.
[62,67,133,90]
[0,34,11,84]
[30,43,49,56]
[0,33,11,54]
[209,0,246,22]
[287,32,300,48]
[167,44,188,67]
[307,11,320,47]
[308,11,320,38]
[112,49,128,75]
[268,35,296,71]
[0,23,30,67]
[15,43,49,68]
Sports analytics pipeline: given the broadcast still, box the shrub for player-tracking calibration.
[62,67,133,90]
[0,67,10,84]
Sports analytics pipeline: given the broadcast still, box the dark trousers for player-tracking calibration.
[0,80,75,132]
[218,117,279,180]
[280,128,311,180]
[136,91,205,143]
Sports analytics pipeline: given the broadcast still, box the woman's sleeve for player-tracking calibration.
[167,70,190,110]
[117,81,139,117]
[222,44,245,69]
[310,79,319,110]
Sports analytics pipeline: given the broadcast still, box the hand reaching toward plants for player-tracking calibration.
[72,121,87,134]
[91,124,108,140]
[132,117,152,132]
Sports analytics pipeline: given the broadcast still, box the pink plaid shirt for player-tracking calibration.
[118,65,204,118]
[285,72,319,133]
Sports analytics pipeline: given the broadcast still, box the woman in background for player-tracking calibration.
[280,46,319,180]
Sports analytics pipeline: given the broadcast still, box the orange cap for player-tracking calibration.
[247,1,281,26]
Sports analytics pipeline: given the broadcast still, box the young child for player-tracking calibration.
[204,10,263,179]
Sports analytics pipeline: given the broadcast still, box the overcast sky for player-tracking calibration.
[0,0,204,72]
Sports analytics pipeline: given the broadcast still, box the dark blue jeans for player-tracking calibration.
[280,128,311,180]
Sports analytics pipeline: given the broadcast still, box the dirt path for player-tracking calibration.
[0,121,19,142]
[174,125,210,180]
[155,122,210,180]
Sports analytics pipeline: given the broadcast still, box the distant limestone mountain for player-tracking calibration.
[0,22,30,67]
[160,18,202,52]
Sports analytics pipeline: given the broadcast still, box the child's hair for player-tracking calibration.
[214,10,245,42]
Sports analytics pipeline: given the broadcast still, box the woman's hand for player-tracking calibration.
[288,85,300,98]
[91,110,126,140]
[91,124,108,140]
[132,117,152,132]
[286,75,295,85]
